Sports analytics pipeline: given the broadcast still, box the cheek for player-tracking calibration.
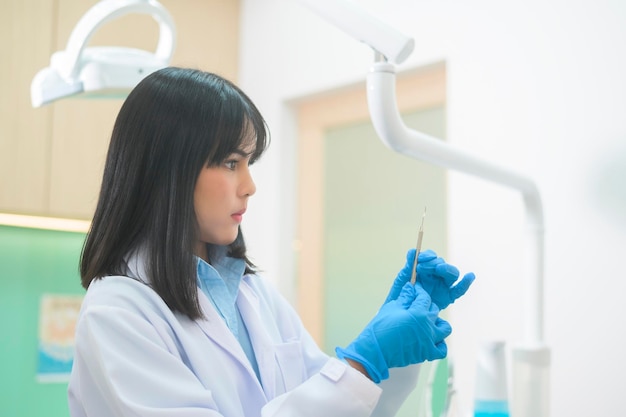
[194,192,218,241]
[194,186,216,220]
[193,171,228,223]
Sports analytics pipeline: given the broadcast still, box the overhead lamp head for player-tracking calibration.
[297,0,414,64]
[31,0,176,108]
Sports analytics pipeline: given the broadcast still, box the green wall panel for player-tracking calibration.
[322,107,449,416]
[0,225,85,417]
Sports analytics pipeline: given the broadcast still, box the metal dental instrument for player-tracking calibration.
[410,207,426,284]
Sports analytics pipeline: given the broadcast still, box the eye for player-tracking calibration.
[224,159,238,170]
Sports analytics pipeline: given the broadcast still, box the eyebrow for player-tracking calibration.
[233,144,256,157]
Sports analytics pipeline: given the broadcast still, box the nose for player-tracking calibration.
[240,165,256,197]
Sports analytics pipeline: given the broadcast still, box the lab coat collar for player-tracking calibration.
[194,271,283,401]
[122,246,269,400]
[121,245,150,282]
[237,277,278,399]
[194,289,268,401]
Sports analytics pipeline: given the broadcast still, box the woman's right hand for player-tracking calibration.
[336,282,451,383]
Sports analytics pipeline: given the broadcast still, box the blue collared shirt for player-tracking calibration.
[196,248,260,381]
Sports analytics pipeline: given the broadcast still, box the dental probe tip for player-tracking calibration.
[410,207,427,284]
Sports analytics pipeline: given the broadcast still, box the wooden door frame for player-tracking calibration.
[293,62,447,344]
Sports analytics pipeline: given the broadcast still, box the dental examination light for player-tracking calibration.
[298,1,550,416]
[297,0,413,64]
[30,0,175,108]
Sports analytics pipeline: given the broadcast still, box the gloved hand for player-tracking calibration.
[385,248,475,309]
[336,282,452,383]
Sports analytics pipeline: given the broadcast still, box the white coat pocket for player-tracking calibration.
[274,341,305,392]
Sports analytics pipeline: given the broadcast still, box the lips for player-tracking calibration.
[232,208,246,223]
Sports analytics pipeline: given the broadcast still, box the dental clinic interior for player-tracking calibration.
[1,0,625,416]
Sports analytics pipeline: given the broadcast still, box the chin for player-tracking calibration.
[203,227,240,246]
[214,234,238,246]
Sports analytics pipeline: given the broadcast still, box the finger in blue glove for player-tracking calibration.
[415,249,476,309]
[384,248,437,304]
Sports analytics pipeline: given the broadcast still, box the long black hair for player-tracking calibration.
[80,67,269,319]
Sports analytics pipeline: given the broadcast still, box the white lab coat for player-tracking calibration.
[68,252,420,417]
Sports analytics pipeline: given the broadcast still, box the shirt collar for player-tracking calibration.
[121,244,246,289]
[196,245,247,336]
[197,245,246,284]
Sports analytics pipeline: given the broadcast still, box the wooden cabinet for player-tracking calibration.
[0,0,240,220]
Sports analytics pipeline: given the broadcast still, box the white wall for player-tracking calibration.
[238,0,626,415]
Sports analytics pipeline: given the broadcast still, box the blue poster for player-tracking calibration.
[36,294,83,383]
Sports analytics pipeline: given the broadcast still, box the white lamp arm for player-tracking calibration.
[367,61,546,344]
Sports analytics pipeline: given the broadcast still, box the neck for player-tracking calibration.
[195,241,209,263]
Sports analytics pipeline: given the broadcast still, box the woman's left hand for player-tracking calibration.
[385,248,475,309]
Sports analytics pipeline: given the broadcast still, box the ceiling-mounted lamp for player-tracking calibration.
[31,0,176,108]
[297,0,414,64]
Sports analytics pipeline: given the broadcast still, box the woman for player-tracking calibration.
[69,67,474,417]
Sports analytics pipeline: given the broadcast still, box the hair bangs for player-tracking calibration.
[202,82,269,167]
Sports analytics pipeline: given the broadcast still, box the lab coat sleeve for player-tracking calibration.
[372,365,421,417]
[260,359,420,417]
[251,275,421,417]
[261,358,382,417]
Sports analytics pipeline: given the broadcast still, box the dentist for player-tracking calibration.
[69,67,474,417]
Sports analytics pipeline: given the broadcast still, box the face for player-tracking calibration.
[193,140,257,258]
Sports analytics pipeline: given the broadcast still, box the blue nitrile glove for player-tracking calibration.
[385,249,475,309]
[336,282,452,383]
[414,249,475,309]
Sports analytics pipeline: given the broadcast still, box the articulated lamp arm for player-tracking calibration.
[366,59,550,417]
[366,61,546,345]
